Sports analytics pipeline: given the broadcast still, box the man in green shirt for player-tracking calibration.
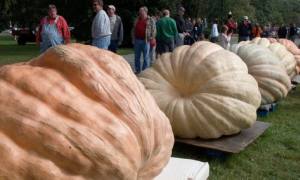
[156,9,178,55]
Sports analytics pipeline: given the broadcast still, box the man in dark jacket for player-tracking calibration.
[278,24,288,39]
[174,6,187,46]
[289,23,298,42]
[238,16,252,42]
[107,5,124,52]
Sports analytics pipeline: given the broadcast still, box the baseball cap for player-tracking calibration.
[244,16,249,20]
[48,4,56,9]
[178,6,185,12]
[108,5,116,11]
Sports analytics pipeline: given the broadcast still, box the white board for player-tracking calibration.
[155,157,209,180]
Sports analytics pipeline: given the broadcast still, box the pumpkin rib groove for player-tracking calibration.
[199,93,256,128]
[0,44,174,179]
[0,66,140,169]
[0,131,86,180]
[30,49,149,165]
[191,97,224,138]
[187,100,213,137]
[197,94,244,131]
[0,106,96,176]
[166,99,192,135]
[0,80,141,179]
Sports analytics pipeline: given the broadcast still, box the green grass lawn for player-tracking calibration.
[1,35,299,179]
[0,35,133,65]
[173,89,300,179]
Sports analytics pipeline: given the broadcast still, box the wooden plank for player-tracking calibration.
[176,121,270,154]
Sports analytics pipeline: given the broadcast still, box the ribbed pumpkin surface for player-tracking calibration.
[0,44,174,180]
[231,43,291,105]
[276,38,300,74]
[251,37,297,78]
[139,41,261,139]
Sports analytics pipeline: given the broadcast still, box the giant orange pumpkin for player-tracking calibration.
[0,44,174,180]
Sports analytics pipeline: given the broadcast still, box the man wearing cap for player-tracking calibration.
[174,6,187,46]
[238,16,252,42]
[226,11,237,33]
[92,0,111,49]
[107,5,124,53]
[36,4,70,53]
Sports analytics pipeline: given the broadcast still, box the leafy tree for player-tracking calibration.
[1,0,300,42]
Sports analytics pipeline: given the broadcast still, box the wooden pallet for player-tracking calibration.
[176,121,270,154]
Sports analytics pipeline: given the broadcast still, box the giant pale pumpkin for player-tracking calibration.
[139,41,261,139]
[231,43,291,105]
[272,38,300,74]
[0,44,174,180]
[251,37,297,78]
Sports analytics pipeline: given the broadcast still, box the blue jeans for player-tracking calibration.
[92,35,111,49]
[134,39,150,73]
[108,40,119,53]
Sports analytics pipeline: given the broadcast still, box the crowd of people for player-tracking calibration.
[36,1,299,74]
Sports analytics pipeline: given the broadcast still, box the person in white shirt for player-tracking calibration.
[220,25,232,50]
[91,0,111,49]
[210,19,219,43]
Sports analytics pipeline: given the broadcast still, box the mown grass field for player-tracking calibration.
[0,35,299,179]
[0,35,133,65]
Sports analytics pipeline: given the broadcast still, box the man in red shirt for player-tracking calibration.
[226,12,237,33]
[36,4,70,53]
[132,6,156,74]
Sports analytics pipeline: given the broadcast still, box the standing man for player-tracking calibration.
[278,24,288,39]
[156,9,178,55]
[238,16,252,42]
[132,6,156,74]
[107,5,123,53]
[36,4,70,53]
[91,0,111,49]
[174,6,187,46]
[289,23,298,42]
[226,11,237,33]
[210,18,219,43]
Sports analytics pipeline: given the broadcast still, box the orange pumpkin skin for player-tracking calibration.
[0,44,174,180]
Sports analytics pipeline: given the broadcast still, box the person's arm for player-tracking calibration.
[151,18,156,39]
[59,16,71,44]
[227,34,232,43]
[172,20,179,38]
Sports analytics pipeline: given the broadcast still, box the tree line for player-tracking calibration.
[1,0,300,43]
